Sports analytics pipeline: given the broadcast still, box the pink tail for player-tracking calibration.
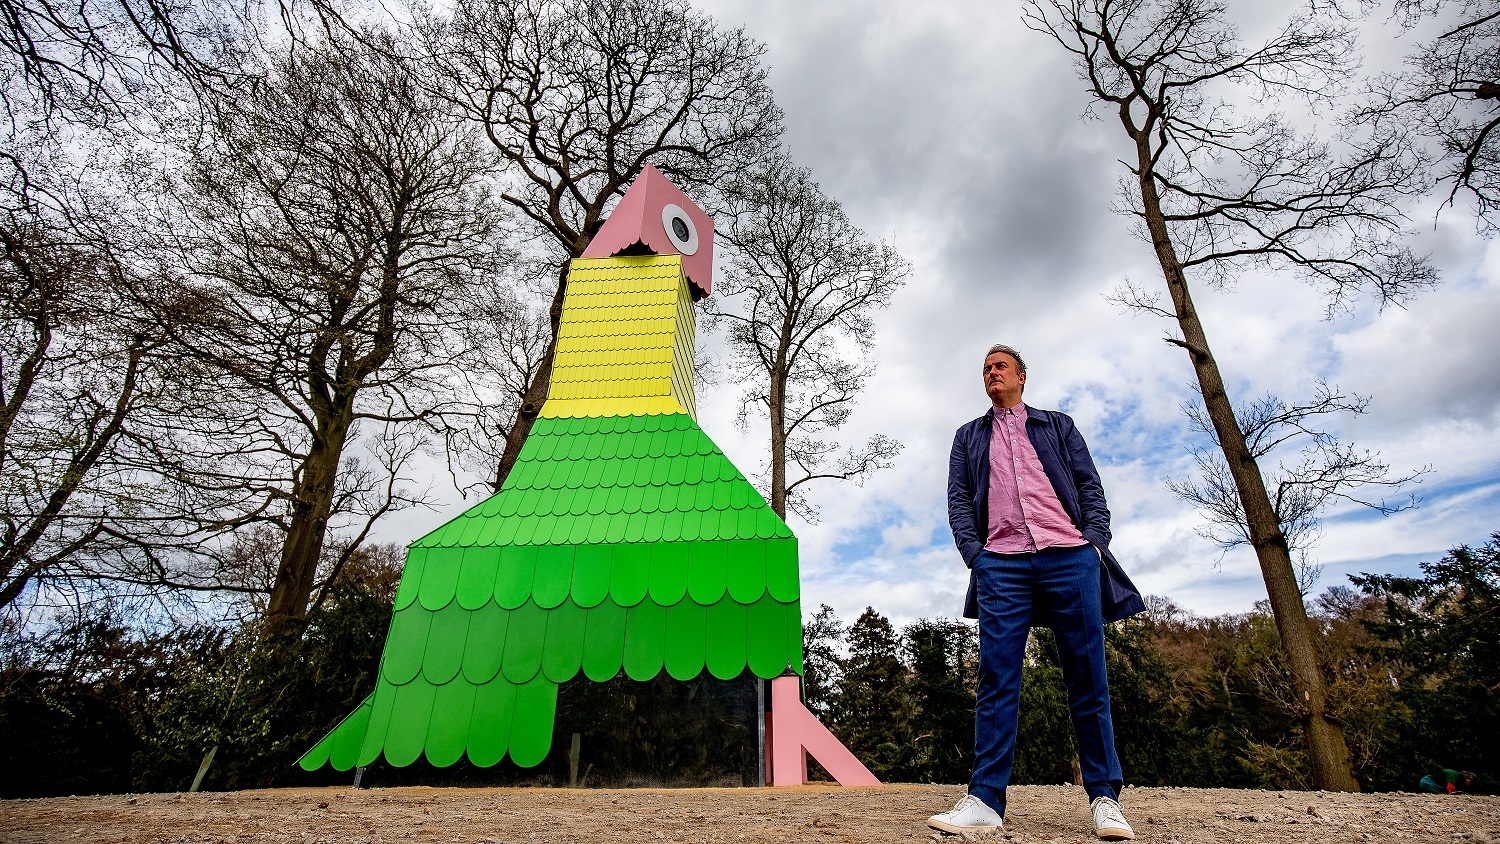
[767,675,881,787]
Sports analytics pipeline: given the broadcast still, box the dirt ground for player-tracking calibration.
[3,784,1498,844]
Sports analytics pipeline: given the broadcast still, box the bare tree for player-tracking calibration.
[0,0,395,127]
[0,0,244,123]
[710,155,908,521]
[0,140,154,610]
[1358,1,1500,229]
[0,0,253,611]
[1167,383,1427,594]
[1024,0,1438,790]
[424,0,784,489]
[441,277,553,494]
[137,26,511,641]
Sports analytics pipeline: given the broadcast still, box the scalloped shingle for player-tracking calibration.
[299,254,805,775]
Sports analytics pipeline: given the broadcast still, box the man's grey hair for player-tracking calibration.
[985,343,1027,376]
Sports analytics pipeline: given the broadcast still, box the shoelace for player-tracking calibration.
[952,795,984,813]
[1094,800,1128,826]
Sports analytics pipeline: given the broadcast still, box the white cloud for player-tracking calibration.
[693,0,1500,621]
[376,0,1500,626]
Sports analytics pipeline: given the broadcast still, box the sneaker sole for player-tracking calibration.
[1095,826,1134,840]
[927,818,1003,835]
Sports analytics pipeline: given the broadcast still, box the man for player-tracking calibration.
[928,344,1145,840]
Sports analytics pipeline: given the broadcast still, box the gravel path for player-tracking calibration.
[4,783,1498,843]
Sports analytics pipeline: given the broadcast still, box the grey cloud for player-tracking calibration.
[359,0,1499,622]
[1336,283,1500,426]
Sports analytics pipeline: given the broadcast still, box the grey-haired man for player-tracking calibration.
[928,344,1144,840]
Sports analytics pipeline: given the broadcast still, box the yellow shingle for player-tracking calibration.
[540,255,698,421]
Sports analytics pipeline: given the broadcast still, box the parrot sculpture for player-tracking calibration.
[297,165,809,775]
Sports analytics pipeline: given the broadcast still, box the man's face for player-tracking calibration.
[982,352,1025,405]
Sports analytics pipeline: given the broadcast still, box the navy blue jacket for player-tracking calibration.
[948,405,1146,622]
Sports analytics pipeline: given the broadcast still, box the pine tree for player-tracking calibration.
[904,619,977,783]
[830,608,916,781]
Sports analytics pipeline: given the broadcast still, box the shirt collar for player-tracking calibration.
[992,401,1026,419]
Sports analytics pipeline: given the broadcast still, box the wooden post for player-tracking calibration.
[568,733,582,788]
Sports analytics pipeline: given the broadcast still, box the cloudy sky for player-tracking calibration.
[390,0,1500,631]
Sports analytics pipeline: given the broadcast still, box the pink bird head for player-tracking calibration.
[582,164,715,298]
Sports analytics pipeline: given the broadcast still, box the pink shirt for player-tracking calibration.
[985,402,1088,554]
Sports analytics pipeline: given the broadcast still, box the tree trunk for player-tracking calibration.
[768,371,787,520]
[263,404,354,641]
[491,264,571,491]
[1132,134,1360,792]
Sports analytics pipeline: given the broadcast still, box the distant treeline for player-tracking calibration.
[2,536,1495,797]
[810,535,1499,794]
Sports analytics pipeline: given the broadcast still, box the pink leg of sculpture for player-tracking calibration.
[769,675,881,787]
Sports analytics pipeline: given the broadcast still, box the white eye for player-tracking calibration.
[661,204,699,255]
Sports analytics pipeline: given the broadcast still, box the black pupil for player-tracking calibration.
[671,217,690,241]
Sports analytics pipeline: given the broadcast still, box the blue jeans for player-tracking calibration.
[969,545,1123,815]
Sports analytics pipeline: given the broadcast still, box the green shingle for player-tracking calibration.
[609,543,650,607]
[382,607,430,686]
[436,516,466,548]
[582,600,628,681]
[474,514,508,548]
[788,599,805,676]
[462,601,509,684]
[639,484,662,513]
[531,545,574,609]
[492,515,518,546]
[457,514,487,546]
[455,547,496,611]
[422,603,469,685]
[622,484,645,515]
[384,680,437,767]
[767,539,800,602]
[301,398,809,773]
[541,599,587,683]
[358,681,397,767]
[623,601,666,681]
[419,547,462,611]
[499,601,546,683]
[567,514,592,544]
[549,514,578,544]
[509,678,559,768]
[495,545,536,609]
[297,692,367,773]
[725,540,766,603]
[425,680,476,767]
[659,509,684,543]
[571,544,611,607]
[687,540,728,604]
[647,542,689,605]
[585,510,611,543]
[328,693,372,771]
[623,512,647,543]
[392,548,426,611]
[704,600,747,681]
[747,598,790,678]
[466,679,516,767]
[664,602,706,681]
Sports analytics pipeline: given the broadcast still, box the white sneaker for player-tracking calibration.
[927,794,1003,834]
[1090,796,1134,840]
